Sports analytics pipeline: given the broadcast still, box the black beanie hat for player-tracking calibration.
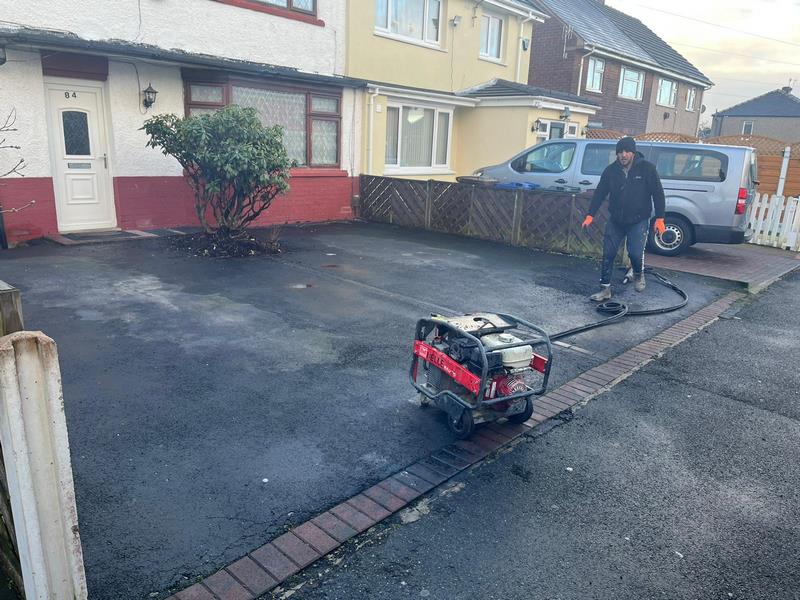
[616,136,636,153]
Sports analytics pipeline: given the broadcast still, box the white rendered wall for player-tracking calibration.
[0,50,52,177]
[0,0,346,76]
[105,61,185,177]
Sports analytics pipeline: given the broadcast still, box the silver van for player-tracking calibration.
[470,139,758,256]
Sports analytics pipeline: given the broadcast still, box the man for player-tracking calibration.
[581,136,666,301]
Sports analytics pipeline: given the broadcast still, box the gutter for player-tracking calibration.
[589,46,713,89]
[0,26,367,89]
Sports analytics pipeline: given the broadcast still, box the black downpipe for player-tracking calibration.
[0,209,8,250]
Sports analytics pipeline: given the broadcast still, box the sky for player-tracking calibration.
[604,0,800,124]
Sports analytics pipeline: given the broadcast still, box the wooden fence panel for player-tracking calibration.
[430,182,471,235]
[469,188,516,244]
[358,176,612,258]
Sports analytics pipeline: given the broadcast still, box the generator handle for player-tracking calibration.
[413,317,492,404]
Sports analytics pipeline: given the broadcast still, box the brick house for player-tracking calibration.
[527,0,712,136]
[0,0,363,246]
[711,87,800,142]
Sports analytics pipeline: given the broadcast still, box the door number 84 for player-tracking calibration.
[64,91,77,98]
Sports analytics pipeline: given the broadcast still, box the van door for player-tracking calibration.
[575,142,617,191]
[508,141,579,191]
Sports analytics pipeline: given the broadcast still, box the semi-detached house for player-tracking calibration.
[348,0,598,181]
[528,0,712,136]
[0,0,363,246]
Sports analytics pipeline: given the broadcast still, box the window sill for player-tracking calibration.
[290,167,348,177]
[373,30,446,52]
[585,88,603,95]
[385,167,454,176]
[210,0,325,26]
[478,55,506,66]
[656,102,677,109]
[617,95,644,103]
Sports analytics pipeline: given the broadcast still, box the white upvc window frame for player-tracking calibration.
[384,101,454,175]
[534,119,578,142]
[618,66,644,101]
[656,77,678,107]
[480,12,504,61]
[586,57,604,93]
[686,87,697,111]
[374,0,442,47]
[742,121,754,135]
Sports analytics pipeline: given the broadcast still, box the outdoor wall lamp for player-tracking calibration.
[560,106,571,121]
[450,15,462,26]
[532,118,542,132]
[142,83,158,109]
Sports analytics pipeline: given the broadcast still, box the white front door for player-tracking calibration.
[45,80,117,232]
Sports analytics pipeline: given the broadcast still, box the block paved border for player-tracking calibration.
[166,290,745,600]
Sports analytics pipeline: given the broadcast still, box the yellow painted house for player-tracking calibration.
[346,0,599,180]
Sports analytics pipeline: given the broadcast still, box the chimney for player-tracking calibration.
[781,86,792,94]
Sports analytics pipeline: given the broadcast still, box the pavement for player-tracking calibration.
[646,241,800,292]
[280,269,800,600]
[0,223,786,599]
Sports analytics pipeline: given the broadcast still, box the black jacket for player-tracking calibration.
[588,153,665,225]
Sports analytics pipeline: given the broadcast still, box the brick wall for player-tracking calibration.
[1,173,356,246]
[114,171,356,231]
[528,16,656,136]
[583,60,651,134]
[528,19,582,95]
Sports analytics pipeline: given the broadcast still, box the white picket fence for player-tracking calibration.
[746,193,800,251]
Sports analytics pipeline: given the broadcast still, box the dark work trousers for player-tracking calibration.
[600,218,650,285]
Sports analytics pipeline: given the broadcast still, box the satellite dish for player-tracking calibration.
[701,104,707,114]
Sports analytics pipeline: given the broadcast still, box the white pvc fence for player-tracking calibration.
[747,193,800,251]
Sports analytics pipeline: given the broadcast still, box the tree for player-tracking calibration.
[142,105,291,250]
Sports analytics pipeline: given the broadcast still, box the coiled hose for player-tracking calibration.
[549,267,688,342]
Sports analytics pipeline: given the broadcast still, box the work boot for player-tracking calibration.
[589,285,612,302]
[634,272,646,292]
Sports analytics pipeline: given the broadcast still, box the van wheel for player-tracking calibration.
[648,216,693,256]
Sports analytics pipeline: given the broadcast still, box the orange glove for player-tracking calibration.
[654,218,666,235]
[581,215,594,228]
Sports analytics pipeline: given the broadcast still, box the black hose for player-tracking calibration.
[549,267,688,342]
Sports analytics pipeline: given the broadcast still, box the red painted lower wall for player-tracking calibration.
[0,178,59,244]
[114,170,356,231]
[2,171,357,246]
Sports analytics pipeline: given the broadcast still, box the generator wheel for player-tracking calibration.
[448,409,475,439]
[508,398,534,424]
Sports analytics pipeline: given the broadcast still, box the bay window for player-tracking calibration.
[657,78,677,107]
[480,13,504,60]
[385,103,451,170]
[618,67,644,101]
[375,0,441,44]
[186,80,341,168]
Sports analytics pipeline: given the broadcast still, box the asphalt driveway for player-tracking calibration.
[0,222,734,599]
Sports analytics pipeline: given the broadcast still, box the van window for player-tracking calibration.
[650,148,728,182]
[581,143,617,175]
[512,142,576,174]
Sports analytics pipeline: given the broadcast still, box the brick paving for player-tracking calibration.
[166,290,746,600]
[646,243,800,292]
